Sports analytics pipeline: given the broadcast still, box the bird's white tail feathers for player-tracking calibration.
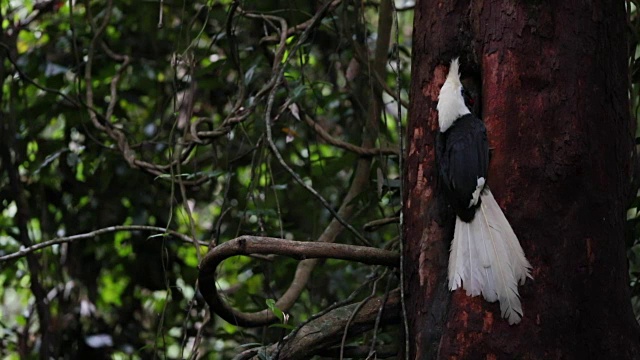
[448,189,532,325]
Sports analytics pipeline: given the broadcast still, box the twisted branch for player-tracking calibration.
[198,236,399,327]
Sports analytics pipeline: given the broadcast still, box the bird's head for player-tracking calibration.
[437,58,471,132]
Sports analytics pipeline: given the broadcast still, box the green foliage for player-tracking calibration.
[0,0,411,357]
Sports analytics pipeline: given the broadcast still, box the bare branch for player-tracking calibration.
[234,289,400,360]
[302,112,400,157]
[259,0,343,43]
[260,2,371,247]
[340,271,386,359]
[0,226,205,263]
[363,217,400,232]
[198,236,399,327]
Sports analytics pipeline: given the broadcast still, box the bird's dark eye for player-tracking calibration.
[461,87,475,107]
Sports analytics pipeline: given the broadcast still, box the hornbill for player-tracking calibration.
[436,58,532,325]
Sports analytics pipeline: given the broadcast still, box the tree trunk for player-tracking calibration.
[404,1,640,358]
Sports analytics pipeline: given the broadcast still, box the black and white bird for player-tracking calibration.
[436,58,532,325]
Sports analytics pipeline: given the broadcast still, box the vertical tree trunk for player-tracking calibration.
[405,1,640,358]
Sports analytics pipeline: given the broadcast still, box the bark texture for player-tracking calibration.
[405,1,640,358]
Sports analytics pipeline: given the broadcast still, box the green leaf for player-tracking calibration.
[265,299,284,322]
[99,272,129,306]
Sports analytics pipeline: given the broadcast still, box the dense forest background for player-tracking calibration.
[1,0,640,358]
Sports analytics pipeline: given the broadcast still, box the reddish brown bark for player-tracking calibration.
[405,1,640,358]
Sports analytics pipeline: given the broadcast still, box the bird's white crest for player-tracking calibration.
[437,58,470,132]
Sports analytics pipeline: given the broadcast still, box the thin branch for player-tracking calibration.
[84,0,113,132]
[100,41,131,121]
[240,0,397,337]
[302,112,400,157]
[373,66,410,109]
[0,78,53,358]
[261,1,371,246]
[340,271,385,360]
[77,1,212,183]
[198,236,399,327]
[3,38,199,182]
[368,272,394,358]
[259,0,343,43]
[391,1,409,357]
[175,82,203,263]
[237,289,401,360]
[0,225,205,262]
[271,266,381,359]
[363,216,400,232]
[191,111,251,143]
[351,34,409,111]
[200,0,395,339]
[158,0,164,28]
[0,43,81,107]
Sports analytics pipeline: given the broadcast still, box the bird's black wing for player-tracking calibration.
[440,113,489,221]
